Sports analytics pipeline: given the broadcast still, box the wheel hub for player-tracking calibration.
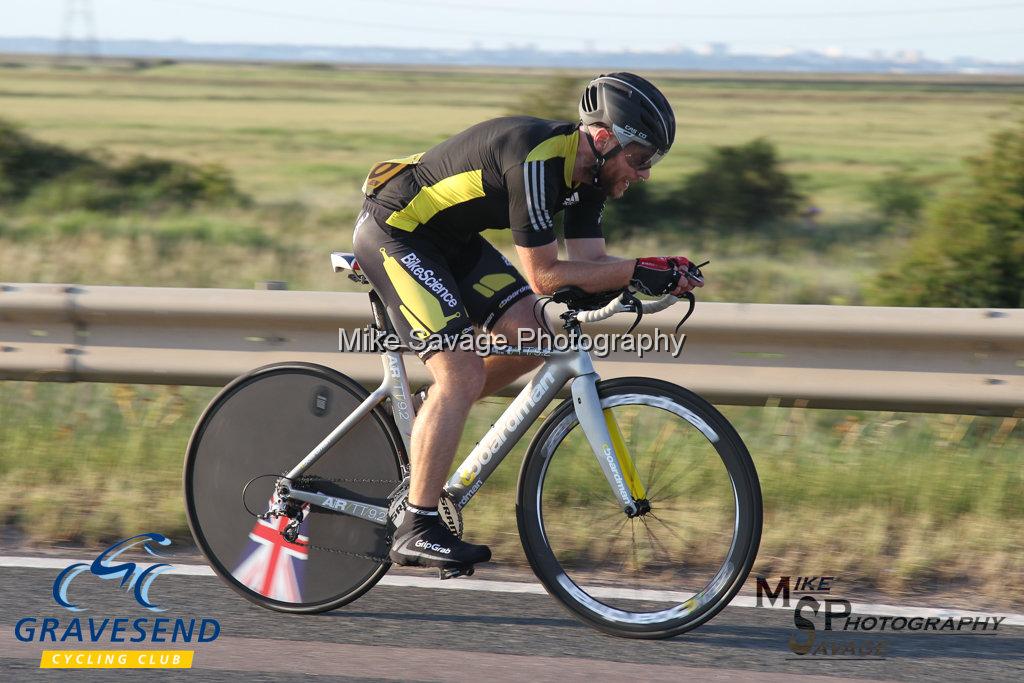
[626,498,652,518]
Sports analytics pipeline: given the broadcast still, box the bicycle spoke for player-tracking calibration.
[646,468,696,503]
[639,517,675,568]
[620,406,639,448]
[631,519,640,580]
[644,516,696,583]
[595,515,632,569]
[643,418,680,493]
[646,478,684,505]
[531,383,761,636]
[608,533,634,577]
[583,506,630,526]
[646,511,690,547]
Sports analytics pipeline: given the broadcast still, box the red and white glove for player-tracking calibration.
[631,256,698,295]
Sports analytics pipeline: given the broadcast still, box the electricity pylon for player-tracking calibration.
[58,0,100,62]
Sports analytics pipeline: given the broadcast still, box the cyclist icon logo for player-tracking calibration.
[52,533,174,613]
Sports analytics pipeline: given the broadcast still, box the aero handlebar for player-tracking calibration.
[576,292,679,324]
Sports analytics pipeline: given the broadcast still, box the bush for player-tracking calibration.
[870,120,1024,308]
[864,170,929,222]
[22,158,248,213]
[111,157,247,209]
[505,75,584,122]
[601,182,677,239]
[0,119,96,204]
[0,117,249,212]
[677,138,804,229]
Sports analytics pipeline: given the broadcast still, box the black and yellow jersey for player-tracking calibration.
[364,116,606,248]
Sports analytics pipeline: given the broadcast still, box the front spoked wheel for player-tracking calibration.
[517,377,761,639]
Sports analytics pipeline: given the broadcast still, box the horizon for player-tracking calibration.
[4,35,1024,75]
[3,0,1024,63]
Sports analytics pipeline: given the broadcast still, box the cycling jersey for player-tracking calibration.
[365,116,606,248]
[353,116,605,357]
[353,203,532,358]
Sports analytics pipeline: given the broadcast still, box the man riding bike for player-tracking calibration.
[351,72,703,572]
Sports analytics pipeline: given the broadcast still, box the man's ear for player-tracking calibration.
[592,126,615,152]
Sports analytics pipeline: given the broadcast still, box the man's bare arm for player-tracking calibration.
[515,241,633,295]
[564,237,629,264]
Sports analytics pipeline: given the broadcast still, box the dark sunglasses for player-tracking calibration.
[621,142,664,171]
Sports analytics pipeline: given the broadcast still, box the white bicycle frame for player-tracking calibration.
[280,339,640,525]
[276,248,682,527]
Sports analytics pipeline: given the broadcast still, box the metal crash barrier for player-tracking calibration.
[1,283,1021,416]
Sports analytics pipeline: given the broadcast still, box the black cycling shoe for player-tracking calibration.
[389,507,491,568]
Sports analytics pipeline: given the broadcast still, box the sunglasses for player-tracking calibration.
[620,142,664,171]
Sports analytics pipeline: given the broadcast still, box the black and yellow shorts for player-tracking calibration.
[352,201,534,359]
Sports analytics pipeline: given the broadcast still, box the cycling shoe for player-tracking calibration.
[389,510,490,568]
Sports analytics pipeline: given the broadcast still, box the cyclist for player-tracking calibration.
[351,72,703,572]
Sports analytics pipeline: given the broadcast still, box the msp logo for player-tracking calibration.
[14,533,221,670]
[53,533,173,612]
[755,574,1008,661]
[756,574,886,659]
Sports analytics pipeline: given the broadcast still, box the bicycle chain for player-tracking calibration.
[293,541,391,564]
[291,475,402,487]
[281,475,402,563]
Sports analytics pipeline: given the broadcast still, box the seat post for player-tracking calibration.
[368,290,395,335]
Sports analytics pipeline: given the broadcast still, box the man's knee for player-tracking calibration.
[492,294,548,340]
[426,352,485,402]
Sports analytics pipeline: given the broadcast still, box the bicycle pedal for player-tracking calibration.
[438,565,474,580]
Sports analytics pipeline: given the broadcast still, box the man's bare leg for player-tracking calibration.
[407,350,485,508]
[478,294,546,398]
[390,347,489,568]
[406,295,546,506]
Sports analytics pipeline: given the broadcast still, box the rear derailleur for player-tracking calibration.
[256,479,305,543]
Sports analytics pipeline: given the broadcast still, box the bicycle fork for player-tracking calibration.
[570,374,647,516]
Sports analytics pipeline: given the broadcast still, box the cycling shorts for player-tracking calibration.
[352,200,534,359]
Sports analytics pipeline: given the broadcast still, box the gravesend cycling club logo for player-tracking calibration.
[14,533,221,670]
[53,533,174,612]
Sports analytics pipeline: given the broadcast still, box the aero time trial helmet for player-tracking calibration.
[579,72,675,169]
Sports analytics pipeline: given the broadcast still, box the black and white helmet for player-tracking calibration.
[579,72,675,167]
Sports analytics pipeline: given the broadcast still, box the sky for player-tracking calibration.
[2,0,1024,62]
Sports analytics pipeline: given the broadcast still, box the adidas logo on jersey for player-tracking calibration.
[562,192,580,207]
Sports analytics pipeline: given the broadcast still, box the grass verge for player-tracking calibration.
[1,381,1019,607]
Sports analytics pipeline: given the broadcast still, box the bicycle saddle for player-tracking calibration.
[331,252,369,285]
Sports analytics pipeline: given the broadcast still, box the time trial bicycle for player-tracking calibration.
[183,251,762,639]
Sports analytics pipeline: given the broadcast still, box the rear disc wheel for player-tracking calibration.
[184,362,404,613]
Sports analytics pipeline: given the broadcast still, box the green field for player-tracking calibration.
[1,58,1022,605]
[1,58,1023,300]
[3,60,1022,213]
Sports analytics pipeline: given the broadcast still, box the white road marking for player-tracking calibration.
[0,630,891,682]
[2,554,1021,625]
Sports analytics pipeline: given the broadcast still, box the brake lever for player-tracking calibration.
[674,292,697,334]
[622,290,644,334]
[686,260,707,287]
